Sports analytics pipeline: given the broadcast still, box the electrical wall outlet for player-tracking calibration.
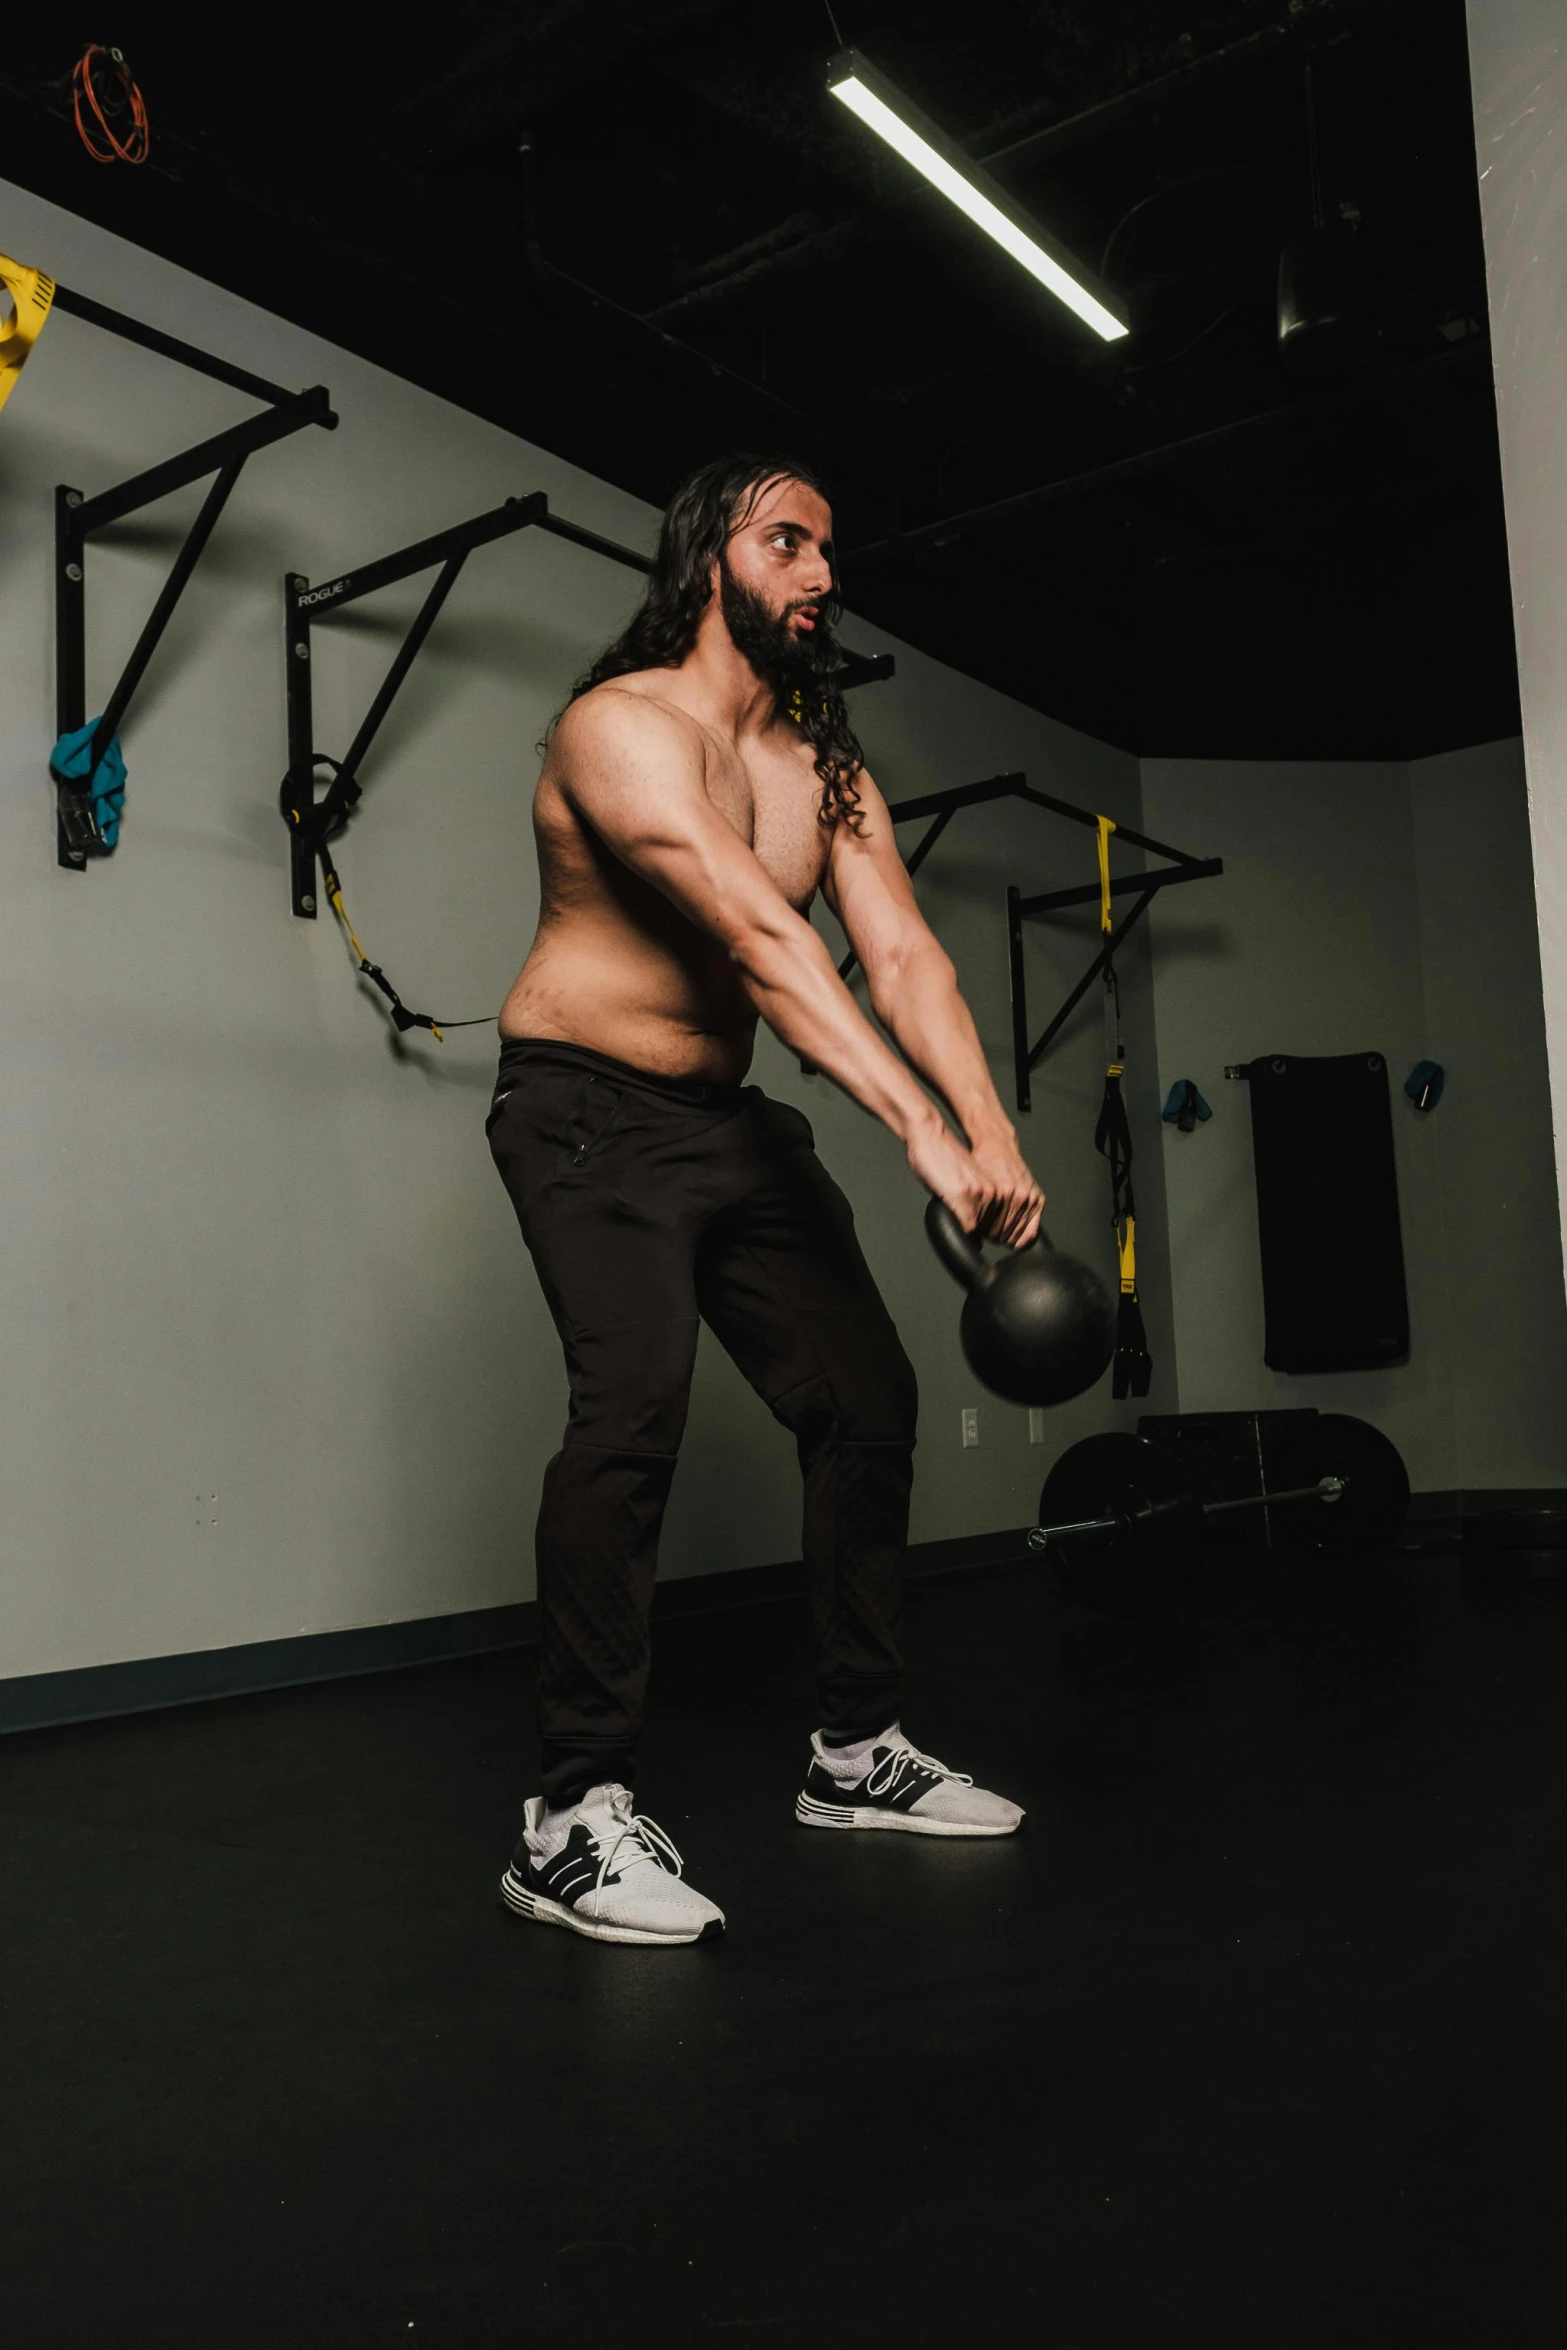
[961,1407,980,1448]
[1028,1409,1047,1444]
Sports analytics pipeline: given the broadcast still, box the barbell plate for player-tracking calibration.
[1265,1412,1410,1558]
[1038,1433,1204,1617]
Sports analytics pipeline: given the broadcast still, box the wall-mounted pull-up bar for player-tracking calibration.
[1006,807,1220,1114]
[49,280,336,872]
[281,488,895,920]
[820,769,1221,1110]
[281,492,545,919]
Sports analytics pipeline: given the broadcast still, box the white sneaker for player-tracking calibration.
[795,1725,1025,1837]
[499,1783,725,1946]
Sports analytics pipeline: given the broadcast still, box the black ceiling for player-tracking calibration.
[1,2,1518,759]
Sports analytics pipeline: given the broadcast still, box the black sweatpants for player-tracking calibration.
[487,1035,919,1811]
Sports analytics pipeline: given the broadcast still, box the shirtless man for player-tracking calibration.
[488,454,1044,1947]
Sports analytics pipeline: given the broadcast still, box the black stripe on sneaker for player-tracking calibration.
[807,1749,949,1813]
[530,1823,607,1910]
[526,1816,670,1914]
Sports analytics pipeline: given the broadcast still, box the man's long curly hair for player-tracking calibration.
[557,453,867,834]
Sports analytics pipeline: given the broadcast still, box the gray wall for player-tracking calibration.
[0,180,1168,1687]
[1410,739,1567,1487]
[1464,5,1567,1285]
[1141,744,1567,1494]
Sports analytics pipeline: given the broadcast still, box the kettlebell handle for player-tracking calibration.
[924,1196,1050,1289]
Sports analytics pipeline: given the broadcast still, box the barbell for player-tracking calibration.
[1031,1419,1411,1616]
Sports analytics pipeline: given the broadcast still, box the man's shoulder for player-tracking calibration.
[557,674,703,750]
[551,684,709,803]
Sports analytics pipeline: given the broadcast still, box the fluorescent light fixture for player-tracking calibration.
[827,49,1129,343]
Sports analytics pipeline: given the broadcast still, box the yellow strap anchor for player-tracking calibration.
[0,254,56,419]
[1096,813,1116,936]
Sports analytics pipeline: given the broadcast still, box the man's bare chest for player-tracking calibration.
[704,742,828,911]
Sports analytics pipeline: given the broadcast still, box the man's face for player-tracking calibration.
[716,475,837,683]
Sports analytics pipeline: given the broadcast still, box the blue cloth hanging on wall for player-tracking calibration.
[1161,1079,1212,1131]
[49,719,128,850]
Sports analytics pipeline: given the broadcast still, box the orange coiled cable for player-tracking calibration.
[71,45,149,166]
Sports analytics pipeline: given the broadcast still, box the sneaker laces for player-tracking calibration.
[864,1740,974,1799]
[584,1787,685,1915]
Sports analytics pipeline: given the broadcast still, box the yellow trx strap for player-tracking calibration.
[1093,809,1152,1393]
[0,253,56,419]
[326,873,369,965]
[1096,814,1116,936]
[324,868,445,1041]
[1117,1213,1137,1295]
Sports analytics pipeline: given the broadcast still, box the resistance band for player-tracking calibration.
[0,253,55,419]
[71,45,150,166]
[1092,815,1152,1398]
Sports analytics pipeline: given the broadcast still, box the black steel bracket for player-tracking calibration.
[825,769,1221,1111]
[50,281,336,872]
[1007,800,1221,1111]
[282,490,894,917]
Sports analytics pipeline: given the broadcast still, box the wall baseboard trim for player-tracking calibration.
[4,1494,1554,1738]
[1407,1487,1567,1519]
[0,1525,1036,1738]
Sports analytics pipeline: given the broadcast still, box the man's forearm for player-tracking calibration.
[733,915,945,1144]
[868,944,1016,1148]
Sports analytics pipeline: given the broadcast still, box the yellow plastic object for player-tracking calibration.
[1117,1212,1137,1295]
[0,254,56,418]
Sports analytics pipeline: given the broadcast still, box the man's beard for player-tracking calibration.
[718,555,836,691]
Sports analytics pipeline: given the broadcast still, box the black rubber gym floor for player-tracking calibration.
[4,1537,1564,2348]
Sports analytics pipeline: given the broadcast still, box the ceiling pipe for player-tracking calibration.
[980,8,1343,172]
[392,0,733,153]
[844,339,1487,570]
[514,133,874,473]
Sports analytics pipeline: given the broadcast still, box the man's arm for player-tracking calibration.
[823,768,1045,1246]
[554,691,995,1220]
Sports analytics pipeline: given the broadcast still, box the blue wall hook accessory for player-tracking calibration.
[1405,1059,1445,1112]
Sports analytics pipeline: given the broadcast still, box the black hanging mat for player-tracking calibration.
[1243,1051,1409,1373]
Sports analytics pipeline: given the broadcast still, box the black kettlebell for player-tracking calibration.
[924,1197,1116,1408]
